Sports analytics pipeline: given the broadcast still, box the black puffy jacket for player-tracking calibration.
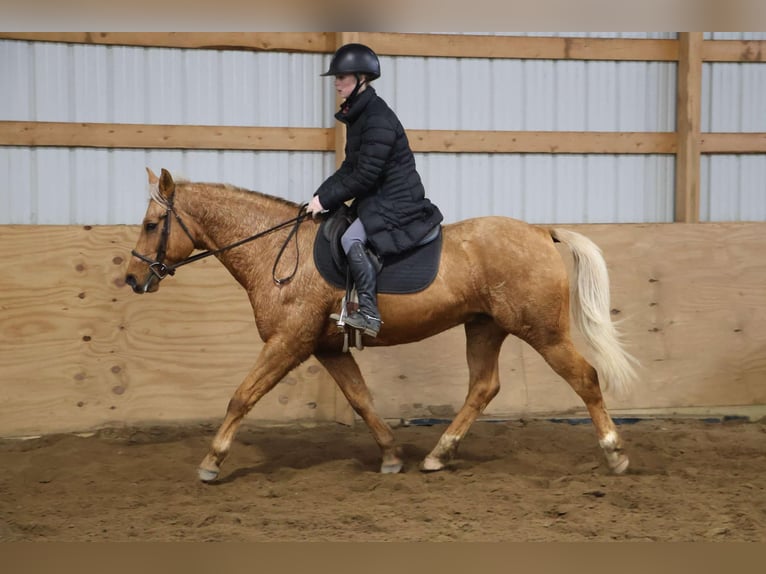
[315,87,443,257]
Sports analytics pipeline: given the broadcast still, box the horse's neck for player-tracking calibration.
[176,183,297,284]
[177,183,290,241]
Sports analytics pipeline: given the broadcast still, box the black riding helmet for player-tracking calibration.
[321,43,381,80]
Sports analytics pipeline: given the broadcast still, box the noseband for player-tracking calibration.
[131,195,308,292]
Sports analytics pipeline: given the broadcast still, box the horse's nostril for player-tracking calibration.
[125,274,140,293]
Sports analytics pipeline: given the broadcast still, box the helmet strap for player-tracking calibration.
[343,74,367,111]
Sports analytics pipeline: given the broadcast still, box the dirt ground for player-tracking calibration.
[0,417,763,542]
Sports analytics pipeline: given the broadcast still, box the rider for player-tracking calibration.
[306,43,444,338]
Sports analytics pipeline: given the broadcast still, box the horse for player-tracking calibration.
[126,168,638,483]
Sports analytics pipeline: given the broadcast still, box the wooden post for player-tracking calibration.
[328,33,361,425]
[675,32,703,223]
[332,32,360,170]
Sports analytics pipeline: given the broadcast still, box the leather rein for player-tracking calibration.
[131,194,309,293]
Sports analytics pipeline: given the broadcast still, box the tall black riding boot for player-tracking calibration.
[344,242,382,337]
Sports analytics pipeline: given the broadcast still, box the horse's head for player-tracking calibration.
[125,168,197,294]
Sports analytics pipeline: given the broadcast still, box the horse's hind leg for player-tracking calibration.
[534,336,629,474]
[421,316,506,472]
[315,351,403,473]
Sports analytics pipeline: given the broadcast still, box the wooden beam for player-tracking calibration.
[408,130,676,154]
[675,33,703,223]
[9,121,765,156]
[326,31,361,426]
[703,40,766,63]
[1,32,682,62]
[0,32,335,53]
[0,121,334,152]
[4,32,763,64]
[0,121,680,155]
[360,33,679,62]
[700,133,766,154]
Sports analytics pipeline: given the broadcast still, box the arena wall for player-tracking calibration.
[1,222,763,437]
[1,32,764,436]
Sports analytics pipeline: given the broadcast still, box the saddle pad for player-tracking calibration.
[313,227,443,294]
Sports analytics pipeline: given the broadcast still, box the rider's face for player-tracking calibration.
[334,74,364,100]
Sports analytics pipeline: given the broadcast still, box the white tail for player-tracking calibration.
[550,228,639,395]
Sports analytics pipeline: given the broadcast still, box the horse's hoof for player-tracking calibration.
[381,461,403,474]
[610,455,630,475]
[198,467,220,483]
[420,456,444,472]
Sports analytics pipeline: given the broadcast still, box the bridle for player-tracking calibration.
[131,193,309,293]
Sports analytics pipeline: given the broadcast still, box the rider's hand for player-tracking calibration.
[307,195,325,217]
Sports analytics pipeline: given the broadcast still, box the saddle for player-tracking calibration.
[314,204,442,294]
[313,204,443,351]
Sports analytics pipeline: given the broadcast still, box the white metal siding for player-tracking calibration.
[701,32,766,222]
[0,40,332,224]
[376,49,677,224]
[0,34,763,225]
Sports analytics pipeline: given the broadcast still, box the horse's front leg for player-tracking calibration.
[198,336,309,482]
[315,351,403,473]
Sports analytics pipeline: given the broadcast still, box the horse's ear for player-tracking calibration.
[159,168,176,200]
[146,167,159,185]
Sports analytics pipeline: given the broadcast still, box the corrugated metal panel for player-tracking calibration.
[0,147,329,225]
[701,32,766,222]
[378,34,677,224]
[705,33,766,40]
[3,42,332,127]
[0,40,332,224]
[416,152,676,225]
[0,34,763,225]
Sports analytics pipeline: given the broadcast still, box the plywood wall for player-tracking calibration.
[358,222,766,421]
[0,225,343,437]
[1,223,764,437]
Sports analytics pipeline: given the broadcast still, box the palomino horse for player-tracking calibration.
[126,168,637,482]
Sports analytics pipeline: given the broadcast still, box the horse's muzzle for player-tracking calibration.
[125,273,149,294]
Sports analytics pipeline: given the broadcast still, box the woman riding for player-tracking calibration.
[306,43,444,337]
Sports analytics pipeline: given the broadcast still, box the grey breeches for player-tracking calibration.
[341,217,368,254]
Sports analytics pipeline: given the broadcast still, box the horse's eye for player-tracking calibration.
[144,222,158,232]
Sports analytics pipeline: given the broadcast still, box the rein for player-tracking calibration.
[132,197,309,291]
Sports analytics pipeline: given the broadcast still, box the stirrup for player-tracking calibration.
[329,292,364,351]
[344,312,381,338]
[329,290,381,351]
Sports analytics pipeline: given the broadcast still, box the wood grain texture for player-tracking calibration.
[6,122,762,155]
[357,222,766,420]
[674,33,703,223]
[0,122,334,152]
[407,131,677,154]
[702,39,766,63]
[5,32,762,64]
[0,32,335,53]
[0,122,684,155]
[362,33,679,61]
[0,32,679,62]
[1,223,764,437]
[0,225,341,437]
[700,133,766,154]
